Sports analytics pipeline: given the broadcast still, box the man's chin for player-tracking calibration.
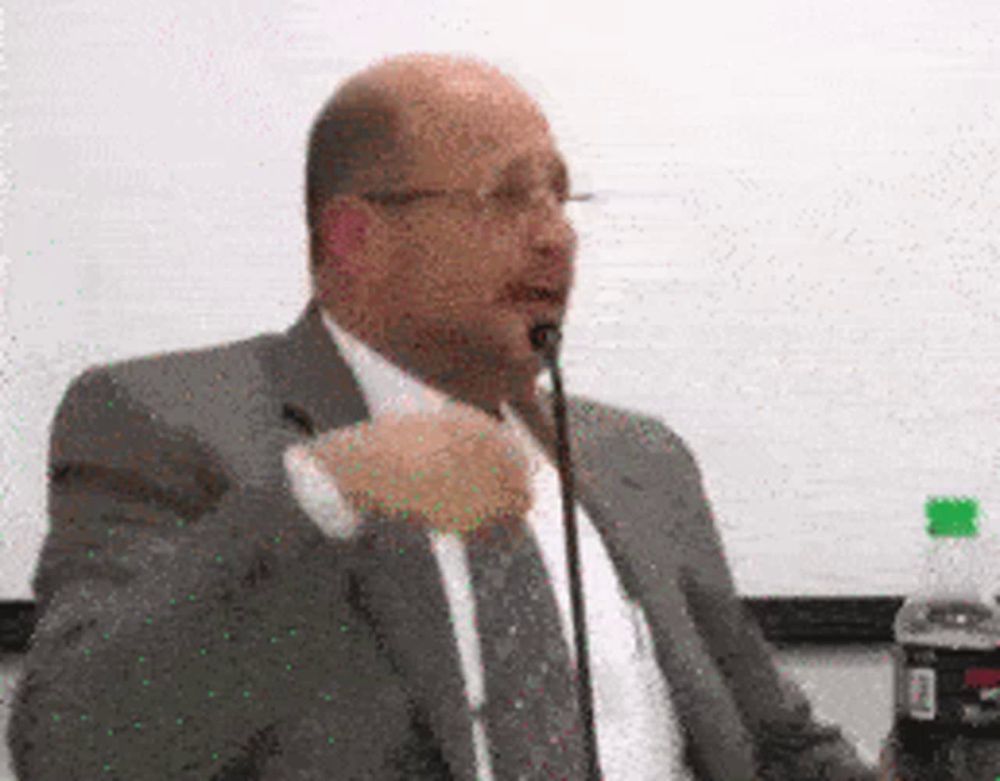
[467,345,544,403]
[428,317,549,383]
[499,325,549,375]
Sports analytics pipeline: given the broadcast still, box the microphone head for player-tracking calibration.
[529,323,561,362]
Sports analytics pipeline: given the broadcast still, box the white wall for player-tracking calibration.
[3,0,1000,600]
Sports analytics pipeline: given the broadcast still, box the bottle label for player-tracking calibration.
[896,645,1000,735]
[907,667,937,720]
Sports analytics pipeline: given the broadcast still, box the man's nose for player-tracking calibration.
[527,197,577,270]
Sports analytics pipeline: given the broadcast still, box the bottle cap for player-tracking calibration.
[925,496,979,537]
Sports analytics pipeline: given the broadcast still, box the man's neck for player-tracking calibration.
[322,303,532,419]
[387,354,518,421]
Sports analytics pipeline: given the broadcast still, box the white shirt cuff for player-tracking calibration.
[283,444,364,540]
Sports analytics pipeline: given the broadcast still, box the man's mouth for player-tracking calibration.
[504,284,567,306]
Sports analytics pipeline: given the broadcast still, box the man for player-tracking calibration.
[8,54,878,779]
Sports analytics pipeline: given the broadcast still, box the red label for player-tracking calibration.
[963,668,1000,688]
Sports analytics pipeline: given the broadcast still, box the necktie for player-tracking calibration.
[466,520,586,780]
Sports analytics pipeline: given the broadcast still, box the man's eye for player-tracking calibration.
[490,184,530,206]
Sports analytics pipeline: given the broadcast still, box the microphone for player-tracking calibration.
[529,323,602,781]
[529,323,561,363]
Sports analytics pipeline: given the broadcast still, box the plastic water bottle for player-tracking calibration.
[892,497,1000,780]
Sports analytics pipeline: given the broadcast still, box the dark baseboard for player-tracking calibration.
[1,596,904,654]
[1,601,37,655]
[744,596,903,646]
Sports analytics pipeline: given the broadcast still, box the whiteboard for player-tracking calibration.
[3,0,999,600]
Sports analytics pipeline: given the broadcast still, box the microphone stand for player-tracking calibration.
[530,325,602,781]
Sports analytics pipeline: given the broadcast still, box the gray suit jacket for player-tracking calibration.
[8,302,876,780]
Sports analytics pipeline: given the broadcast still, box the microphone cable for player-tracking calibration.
[529,324,602,781]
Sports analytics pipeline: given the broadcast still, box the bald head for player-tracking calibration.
[305,54,550,267]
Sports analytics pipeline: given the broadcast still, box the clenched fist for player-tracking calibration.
[301,405,533,535]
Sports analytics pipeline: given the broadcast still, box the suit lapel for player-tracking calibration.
[261,302,477,781]
[262,301,371,436]
[513,392,757,781]
[351,521,478,781]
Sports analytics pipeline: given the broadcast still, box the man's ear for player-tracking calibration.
[314,198,394,311]
[317,199,374,273]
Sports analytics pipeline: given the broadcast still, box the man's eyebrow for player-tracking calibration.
[494,153,571,186]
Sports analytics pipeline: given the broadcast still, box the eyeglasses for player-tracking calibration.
[359,184,594,214]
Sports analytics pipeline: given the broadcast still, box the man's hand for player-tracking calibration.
[306,406,533,535]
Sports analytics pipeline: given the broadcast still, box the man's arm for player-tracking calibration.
[7,367,389,780]
[648,420,878,781]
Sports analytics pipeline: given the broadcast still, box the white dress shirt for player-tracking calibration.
[283,314,692,781]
